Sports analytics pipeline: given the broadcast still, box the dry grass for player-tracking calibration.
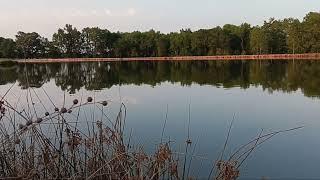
[0,87,182,179]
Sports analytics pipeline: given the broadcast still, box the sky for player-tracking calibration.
[0,0,319,39]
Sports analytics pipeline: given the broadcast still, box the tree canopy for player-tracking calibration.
[1,12,320,59]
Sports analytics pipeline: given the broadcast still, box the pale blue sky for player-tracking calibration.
[0,0,319,38]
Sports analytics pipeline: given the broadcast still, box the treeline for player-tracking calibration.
[1,12,320,59]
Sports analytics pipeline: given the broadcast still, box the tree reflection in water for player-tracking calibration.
[0,60,320,97]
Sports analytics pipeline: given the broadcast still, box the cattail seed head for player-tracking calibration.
[73,99,79,105]
[18,124,25,130]
[0,107,5,114]
[87,97,93,102]
[102,101,108,106]
[36,118,43,123]
[26,120,33,126]
[61,107,67,113]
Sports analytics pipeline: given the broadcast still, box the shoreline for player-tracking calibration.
[11,53,320,63]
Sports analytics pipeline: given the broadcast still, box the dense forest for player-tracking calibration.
[0,12,320,59]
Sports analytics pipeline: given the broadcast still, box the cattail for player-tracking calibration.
[87,97,93,102]
[65,128,71,136]
[54,107,59,112]
[36,118,43,123]
[18,124,25,130]
[61,107,67,113]
[26,120,33,126]
[186,139,192,145]
[102,101,108,106]
[73,99,79,105]
[45,112,50,116]
[0,107,5,114]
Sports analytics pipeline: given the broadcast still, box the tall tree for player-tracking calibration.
[206,27,223,55]
[223,24,242,55]
[237,23,251,54]
[82,27,115,57]
[262,18,288,54]
[52,24,82,57]
[169,29,192,56]
[302,12,320,53]
[0,38,17,58]
[249,27,268,54]
[15,32,46,58]
[156,35,169,56]
[283,18,303,54]
[191,29,209,56]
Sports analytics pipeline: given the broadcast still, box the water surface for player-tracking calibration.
[1,60,320,179]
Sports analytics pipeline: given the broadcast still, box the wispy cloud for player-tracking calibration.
[102,8,137,17]
[127,8,136,16]
[104,9,112,16]
[60,8,138,17]
[91,10,98,16]
[70,9,88,17]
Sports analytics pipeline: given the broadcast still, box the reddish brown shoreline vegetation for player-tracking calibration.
[15,53,320,64]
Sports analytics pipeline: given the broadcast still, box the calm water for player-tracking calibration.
[1,60,320,179]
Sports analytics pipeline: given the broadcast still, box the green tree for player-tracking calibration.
[223,24,242,55]
[82,27,115,57]
[302,12,320,53]
[169,29,192,56]
[15,32,46,58]
[238,23,251,54]
[140,30,158,57]
[114,33,133,57]
[191,29,209,56]
[52,24,82,57]
[263,18,288,54]
[0,38,17,58]
[283,18,304,54]
[156,35,169,56]
[206,27,222,55]
[249,27,268,54]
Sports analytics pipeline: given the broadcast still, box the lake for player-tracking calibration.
[1,60,320,179]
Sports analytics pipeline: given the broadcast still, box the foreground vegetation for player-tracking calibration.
[0,12,320,59]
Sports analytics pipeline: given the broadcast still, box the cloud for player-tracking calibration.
[91,10,98,16]
[127,8,136,16]
[104,8,137,17]
[104,9,112,16]
[0,7,141,38]
[65,8,137,17]
[70,9,88,17]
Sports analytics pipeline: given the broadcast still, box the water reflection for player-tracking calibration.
[1,60,320,97]
[1,60,320,178]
